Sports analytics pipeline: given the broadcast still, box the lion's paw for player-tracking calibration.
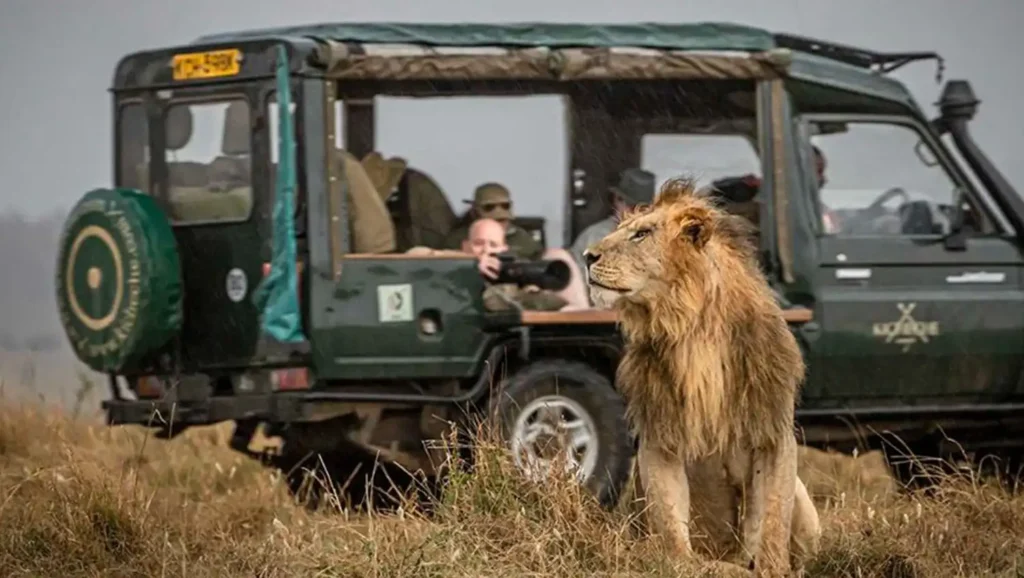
[697,559,753,577]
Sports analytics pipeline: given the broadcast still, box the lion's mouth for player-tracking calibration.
[588,279,629,293]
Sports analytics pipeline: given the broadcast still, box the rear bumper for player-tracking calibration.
[103,346,505,429]
[102,394,304,427]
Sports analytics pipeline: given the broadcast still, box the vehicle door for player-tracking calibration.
[148,92,268,369]
[800,114,1024,404]
[307,97,496,382]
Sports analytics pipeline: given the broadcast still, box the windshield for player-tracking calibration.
[808,118,962,236]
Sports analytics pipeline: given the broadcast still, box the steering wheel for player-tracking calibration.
[840,187,909,234]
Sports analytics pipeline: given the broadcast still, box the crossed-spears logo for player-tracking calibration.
[872,302,940,352]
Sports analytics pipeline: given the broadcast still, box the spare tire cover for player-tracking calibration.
[55,188,183,372]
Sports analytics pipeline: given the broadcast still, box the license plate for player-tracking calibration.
[172,48,241,81]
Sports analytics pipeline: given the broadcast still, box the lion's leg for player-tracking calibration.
[624,456,650,537]
[743,435,798,577]
[788,476,821,573]
[637,441,692,557]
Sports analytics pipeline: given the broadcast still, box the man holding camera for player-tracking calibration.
[458,218,563,312]
[408,217,589,312]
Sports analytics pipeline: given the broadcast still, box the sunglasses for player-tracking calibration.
[479,202,511,212]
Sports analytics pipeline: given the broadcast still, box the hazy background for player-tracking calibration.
[1,0,1021,404]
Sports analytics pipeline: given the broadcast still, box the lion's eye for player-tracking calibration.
[631,228,652,241]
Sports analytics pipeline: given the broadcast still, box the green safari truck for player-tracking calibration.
[55,21,1024,506]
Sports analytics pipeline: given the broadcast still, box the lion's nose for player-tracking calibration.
[583,250,601,267]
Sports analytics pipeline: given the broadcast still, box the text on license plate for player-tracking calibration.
[172,49,242,81]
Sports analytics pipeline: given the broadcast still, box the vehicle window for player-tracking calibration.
[117,103,149,191]
[640,133,763,233]
[372,95,569,248]
[640,133,762,192]
[163,99,253,224]
[811,121,962,237]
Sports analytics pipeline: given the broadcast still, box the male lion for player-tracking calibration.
[583,178,821,576]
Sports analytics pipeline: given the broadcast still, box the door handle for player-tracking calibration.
[835,268,871,280]
[945,271,1006,284]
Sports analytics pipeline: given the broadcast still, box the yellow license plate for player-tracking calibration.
[172,48,241,81]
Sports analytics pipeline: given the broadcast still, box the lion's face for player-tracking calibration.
[583,179,717,310]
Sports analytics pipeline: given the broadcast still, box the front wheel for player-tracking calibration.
[490,359,634,508]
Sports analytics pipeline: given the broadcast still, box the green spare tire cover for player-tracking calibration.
[55,188,183,372]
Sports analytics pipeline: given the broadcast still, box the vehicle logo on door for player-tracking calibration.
[377,283,414,323]
[872,302,939,352]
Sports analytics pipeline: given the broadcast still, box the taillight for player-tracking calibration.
[134,375,165,398]
[261,262,308,390]
[271,368,310,390]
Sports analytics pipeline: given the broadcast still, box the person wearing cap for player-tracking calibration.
[568,168,657,277]
[442,182,544,260]
[710,144,839,234]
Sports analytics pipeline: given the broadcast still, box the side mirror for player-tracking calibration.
[914,139,939,168]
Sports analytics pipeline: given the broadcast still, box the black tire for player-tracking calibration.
[490,359,634,508]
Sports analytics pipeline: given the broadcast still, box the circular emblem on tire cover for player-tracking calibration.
[64,224,124,331]
[55,188,183,373]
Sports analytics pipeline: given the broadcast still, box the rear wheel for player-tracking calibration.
[490,359,634,507]
[54,188,183,372]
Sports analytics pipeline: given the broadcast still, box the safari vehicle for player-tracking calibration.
[57,21,1024,507]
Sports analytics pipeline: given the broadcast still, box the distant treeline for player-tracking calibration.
[0,209,68,352]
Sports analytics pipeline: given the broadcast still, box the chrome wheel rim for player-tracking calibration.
[510,394,598,483]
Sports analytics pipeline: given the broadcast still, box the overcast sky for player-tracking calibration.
[0,0,1021,246]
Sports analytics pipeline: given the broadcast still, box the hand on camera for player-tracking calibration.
[478,253,501,280]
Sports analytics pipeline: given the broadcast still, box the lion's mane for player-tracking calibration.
[606,178,806,460]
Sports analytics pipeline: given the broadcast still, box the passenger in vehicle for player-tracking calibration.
[337,149,397,253]
[361,151,408,204]
[409,217,590,312]
[710,144,839,234]
[568,168,656,276]
[442,182,544,260]
[361,151,458,250]
[810,145,840,234]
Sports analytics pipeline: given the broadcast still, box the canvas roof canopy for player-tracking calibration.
[194,22,795,81]
[195,22,779,51]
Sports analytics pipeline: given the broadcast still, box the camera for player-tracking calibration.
[492,252,571,291]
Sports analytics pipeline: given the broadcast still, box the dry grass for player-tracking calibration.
[1,397,1023,578]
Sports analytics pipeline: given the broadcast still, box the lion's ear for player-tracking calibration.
[676,207,712,249]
